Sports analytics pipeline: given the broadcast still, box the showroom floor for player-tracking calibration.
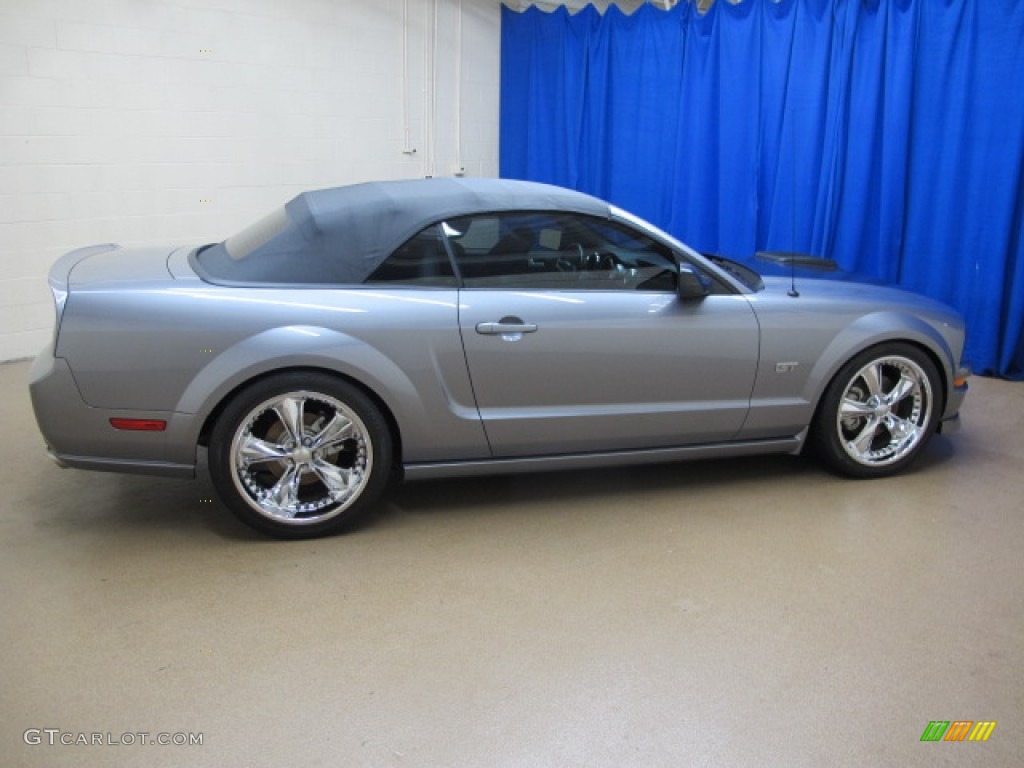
[1,358,1021,767]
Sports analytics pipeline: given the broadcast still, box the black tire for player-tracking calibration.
[209,372,392,539]
[811,343,942,478]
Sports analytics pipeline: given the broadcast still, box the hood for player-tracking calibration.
[729,253,889,287]
[706,254,962,319]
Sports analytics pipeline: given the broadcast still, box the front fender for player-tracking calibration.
[741,303,962,442]
[802,311,956,410]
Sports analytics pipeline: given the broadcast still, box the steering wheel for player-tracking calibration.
[556,243,586,272]
[594,251,618,271]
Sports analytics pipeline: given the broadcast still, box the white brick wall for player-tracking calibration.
[0,0,500,360]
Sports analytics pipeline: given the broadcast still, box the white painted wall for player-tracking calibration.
[0,0,500,361]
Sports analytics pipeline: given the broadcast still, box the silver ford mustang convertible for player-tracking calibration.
[30,178,970,538]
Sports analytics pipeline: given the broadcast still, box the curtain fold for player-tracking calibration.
[500,0,1024,379]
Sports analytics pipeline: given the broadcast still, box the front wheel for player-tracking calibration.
[209,373,392,538]
[811,344,942,478]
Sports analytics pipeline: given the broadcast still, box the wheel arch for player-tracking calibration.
[164,325,418,471]
[804,312,954,422]
[196,365,404,470]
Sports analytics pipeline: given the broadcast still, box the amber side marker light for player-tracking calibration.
[954,367,972,390]
[109,418,167,432]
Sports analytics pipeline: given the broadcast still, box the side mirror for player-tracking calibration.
[677,264,712,301]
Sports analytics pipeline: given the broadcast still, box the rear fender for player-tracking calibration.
[167,326,416,457]
[47,244,119,347]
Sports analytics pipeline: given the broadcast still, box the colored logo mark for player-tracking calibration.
[920,721,996,742]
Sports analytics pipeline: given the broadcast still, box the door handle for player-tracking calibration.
[475,321,538,335]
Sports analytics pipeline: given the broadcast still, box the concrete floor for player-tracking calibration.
[1,358,1021,768]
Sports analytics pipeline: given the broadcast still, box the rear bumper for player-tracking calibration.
[29,347,195,478]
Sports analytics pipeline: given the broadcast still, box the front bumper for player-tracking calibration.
[938,366,970,434]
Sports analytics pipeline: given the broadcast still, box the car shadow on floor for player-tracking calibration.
[369,453,816,531]
[369,434,959,530]
[22,435,957,541]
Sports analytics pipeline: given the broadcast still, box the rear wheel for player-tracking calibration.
[812,343,942,478]
[209,373,392,538]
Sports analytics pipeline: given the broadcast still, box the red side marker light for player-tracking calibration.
[109,418,167,432]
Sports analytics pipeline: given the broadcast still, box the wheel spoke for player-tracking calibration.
[847,417,880,455]
[888,373,918,404]
[840,397,874,418]
[272,397,305,443]
[268,465,303,516]
[310,457,355,496]
[885,415,919,443]
[311,412,355,451]
[239,435,290,465]
[860,363,883,398]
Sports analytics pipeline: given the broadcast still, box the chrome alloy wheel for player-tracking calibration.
[835,355,934,467]
[229,390,373,525]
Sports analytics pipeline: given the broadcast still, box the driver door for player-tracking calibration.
[447,212,760,458]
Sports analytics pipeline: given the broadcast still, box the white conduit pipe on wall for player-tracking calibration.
[425,0,438,177]
[454,0,463,175]
[401,0,463,178]
[401,0,415,157]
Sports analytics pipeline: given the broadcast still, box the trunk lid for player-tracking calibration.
[65,244,177,287]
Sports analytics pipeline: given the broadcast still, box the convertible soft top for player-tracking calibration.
[193,177,611,286]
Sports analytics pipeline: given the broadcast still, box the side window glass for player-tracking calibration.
[443,212,679,291]
[364,226,456,286]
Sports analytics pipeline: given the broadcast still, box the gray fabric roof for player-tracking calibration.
[194,177,612,285]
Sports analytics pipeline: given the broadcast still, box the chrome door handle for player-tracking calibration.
[475,321,538,335]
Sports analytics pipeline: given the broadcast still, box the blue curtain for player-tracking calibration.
[500,0,1024,379]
